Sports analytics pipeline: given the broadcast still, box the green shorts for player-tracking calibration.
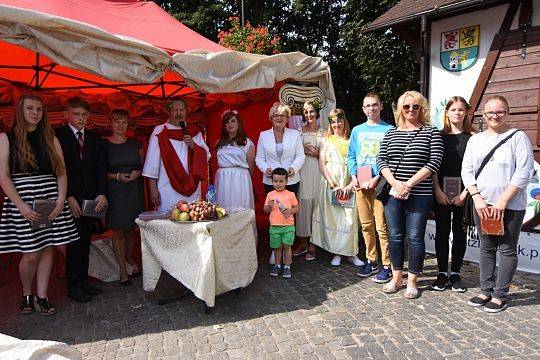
[269,225,295,249]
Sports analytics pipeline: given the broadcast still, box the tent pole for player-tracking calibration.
[34,53,40,89]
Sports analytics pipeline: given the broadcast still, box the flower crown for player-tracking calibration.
[303,100,322,113]
[221,109,238,120]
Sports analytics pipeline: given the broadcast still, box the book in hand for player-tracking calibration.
[82,199,107,219]
[356,165,372,183]
[443,177,462,199]
[330,191,355,208]
[480,217,505,236]
[31,199,57,230]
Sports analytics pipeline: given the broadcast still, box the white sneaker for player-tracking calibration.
[348,256,365,267]
[269,250,275,265]
[331,255,342,266]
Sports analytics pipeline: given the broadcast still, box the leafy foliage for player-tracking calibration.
[155,0,419,125]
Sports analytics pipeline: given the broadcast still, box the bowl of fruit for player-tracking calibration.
[170,200,227,222]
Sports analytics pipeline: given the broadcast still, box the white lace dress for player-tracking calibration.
[296,128,324,237]
[215,139,255,210]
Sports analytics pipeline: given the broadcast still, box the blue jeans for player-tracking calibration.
[384,195,433,275]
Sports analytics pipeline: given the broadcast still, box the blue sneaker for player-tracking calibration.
[373,266,392,283]
[270,265,280,277]
[282,266,291,279]
[356,261,379,277]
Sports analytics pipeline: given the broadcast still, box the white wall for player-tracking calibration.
[429,4,509,127]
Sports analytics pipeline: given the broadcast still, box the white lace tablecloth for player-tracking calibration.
[136,209,258,307]
[0,333,82,360]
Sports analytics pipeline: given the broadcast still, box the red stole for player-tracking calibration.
[157,126,208,197]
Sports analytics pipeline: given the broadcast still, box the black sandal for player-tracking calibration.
[20,295,34,314]
[34,296,56,316]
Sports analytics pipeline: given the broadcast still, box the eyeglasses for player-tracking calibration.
[403,104,421,111]
[363,103,380,109]
[273,114,287,118]
[483,111,507,118]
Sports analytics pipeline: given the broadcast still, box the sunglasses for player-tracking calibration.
[403,104,421,111]
[223,109,238,116]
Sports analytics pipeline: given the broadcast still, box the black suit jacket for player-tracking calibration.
[55,124,107,204]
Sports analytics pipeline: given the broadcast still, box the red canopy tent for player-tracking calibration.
[0,0,336,235]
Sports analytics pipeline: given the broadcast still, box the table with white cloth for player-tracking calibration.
[135,209,258,307]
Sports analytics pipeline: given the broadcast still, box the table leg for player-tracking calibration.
[155,270,189,305]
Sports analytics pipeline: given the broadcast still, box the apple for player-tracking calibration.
[179,212,190,221]
[171,208,181,221]
[179,203,189,213]
[175,200,187,209]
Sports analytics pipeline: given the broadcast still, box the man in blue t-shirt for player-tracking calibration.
[346,93,393,283]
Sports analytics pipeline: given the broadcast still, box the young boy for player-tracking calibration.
[264,168,299,278]
[346,92,393,283]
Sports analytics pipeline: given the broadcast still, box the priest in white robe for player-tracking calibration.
[142,98,211,211]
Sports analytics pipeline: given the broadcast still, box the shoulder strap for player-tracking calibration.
[390,126,424,174]
[475,130,521,179]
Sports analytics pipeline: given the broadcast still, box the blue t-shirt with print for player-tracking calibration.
[347,120,394,177]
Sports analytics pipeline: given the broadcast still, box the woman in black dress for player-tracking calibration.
[0,94,79,315]
[105,110,144,285]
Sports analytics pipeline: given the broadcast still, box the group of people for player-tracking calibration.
[0,88,533,315]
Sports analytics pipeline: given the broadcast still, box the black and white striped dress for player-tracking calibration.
[0,131,79,253]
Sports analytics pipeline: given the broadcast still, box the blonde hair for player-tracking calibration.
[302,101,320,119]
[268,102,291,121]
[484,95,510,111]
[394,90,430,127]
[327,109,350,139]
[441,96,474,135]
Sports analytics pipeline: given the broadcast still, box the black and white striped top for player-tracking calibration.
[377,126,443,196]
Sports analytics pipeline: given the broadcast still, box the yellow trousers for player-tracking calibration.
[355,188,390,266]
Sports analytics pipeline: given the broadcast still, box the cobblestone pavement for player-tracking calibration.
[0,253,539,360]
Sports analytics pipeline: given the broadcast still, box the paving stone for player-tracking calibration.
[0,256,538,360]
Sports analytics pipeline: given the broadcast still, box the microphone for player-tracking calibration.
[179,121,187,135]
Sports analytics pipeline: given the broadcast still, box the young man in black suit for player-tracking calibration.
[56,97,108,302]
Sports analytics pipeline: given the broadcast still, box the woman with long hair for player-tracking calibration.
[294,101,324,260]
[311,109,363,266]
[0,94,79,315]
[105,109,144,285]
[431,97,474,292]
[462,95,533,312]
[377,90,443,299]
[214,109,255,210]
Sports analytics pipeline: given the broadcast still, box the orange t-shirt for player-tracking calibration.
[265,190,298,226]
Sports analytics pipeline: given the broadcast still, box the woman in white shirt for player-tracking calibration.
[256,103,305,196]
[256,102,305,265]
[214,109,255,210]
[462,95,534,313]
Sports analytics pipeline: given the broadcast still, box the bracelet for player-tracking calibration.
[116,173,120,182]
[470,192,480,197]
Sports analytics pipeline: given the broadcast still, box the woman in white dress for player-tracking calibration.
[311,109,363,267]
[294,101,324,260]
[214,109,255,210]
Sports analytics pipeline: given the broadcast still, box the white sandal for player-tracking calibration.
[382,281,403,294]
[404,286,419,299]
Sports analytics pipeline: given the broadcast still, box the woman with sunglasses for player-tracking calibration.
[462,95,533,313]
[256,102,305,265]
[214,109,255,211]
[431,97,474,293]
[377,90,443,299]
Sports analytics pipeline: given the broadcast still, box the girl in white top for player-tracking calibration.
[462,95,534,313]
[214,110,255,210]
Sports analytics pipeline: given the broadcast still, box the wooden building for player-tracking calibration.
[364,0,540,159]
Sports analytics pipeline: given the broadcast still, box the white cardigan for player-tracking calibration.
[256,128,306,185]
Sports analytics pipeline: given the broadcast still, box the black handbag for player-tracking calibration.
[463,130,521,228]
[376,127,423,202]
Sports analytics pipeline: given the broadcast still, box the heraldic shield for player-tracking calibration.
[440,25,480,72]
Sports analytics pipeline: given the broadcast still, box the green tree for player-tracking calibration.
[343,0,418,124]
